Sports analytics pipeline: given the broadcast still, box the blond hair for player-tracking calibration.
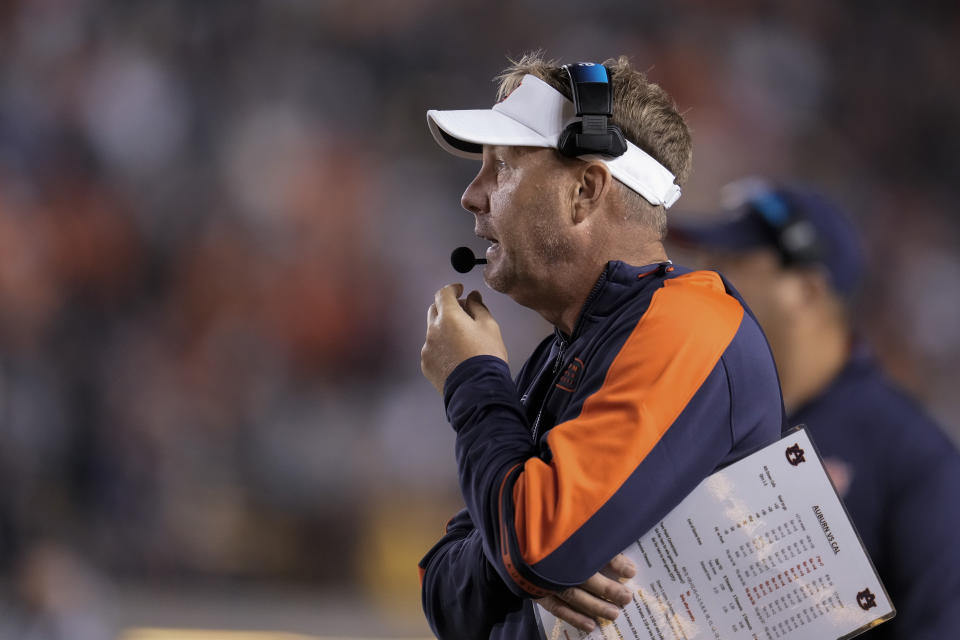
[495,52,692,238]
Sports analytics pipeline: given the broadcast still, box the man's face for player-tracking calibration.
[699,248,800,355]
[706,249,782,321]
[460,145,576,304]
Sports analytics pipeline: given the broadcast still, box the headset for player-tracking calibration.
[748,190,822,267]
[557,63,628,158]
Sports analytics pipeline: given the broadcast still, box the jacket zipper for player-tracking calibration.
[531,336,566,443]
[529,269,609,443]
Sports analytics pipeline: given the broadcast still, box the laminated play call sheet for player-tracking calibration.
[536,428,894,640]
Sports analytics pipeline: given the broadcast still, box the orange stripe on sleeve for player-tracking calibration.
[511,271,744,565]
[498,464,551,597]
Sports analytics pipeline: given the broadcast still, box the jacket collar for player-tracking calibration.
[558,260,676,342]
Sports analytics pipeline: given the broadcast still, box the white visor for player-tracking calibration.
[426,74,682,209]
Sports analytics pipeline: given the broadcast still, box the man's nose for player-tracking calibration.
[461,172,489,216]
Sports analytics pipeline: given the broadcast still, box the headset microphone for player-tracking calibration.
[451,246,487,273]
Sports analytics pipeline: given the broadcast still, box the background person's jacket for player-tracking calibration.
[793,345,960,640]
[419,261,786,639]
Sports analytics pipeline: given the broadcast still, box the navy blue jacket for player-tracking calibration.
[792,345,960,640]
[419,262,785,639]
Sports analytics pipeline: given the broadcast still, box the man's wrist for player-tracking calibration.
[443,354,509,395]
[443,355,512,429]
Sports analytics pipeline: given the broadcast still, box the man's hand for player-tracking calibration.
[422,284,508,393]
[536,554,636,633]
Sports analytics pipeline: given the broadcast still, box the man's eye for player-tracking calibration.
[495,159,507,171]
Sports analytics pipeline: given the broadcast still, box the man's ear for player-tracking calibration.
[572,161,613,224]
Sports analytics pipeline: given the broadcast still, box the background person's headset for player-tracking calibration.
[557,63,628,158]
[747,189,822,267]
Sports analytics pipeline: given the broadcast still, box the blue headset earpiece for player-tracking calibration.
[750,191,821,266]
[557,63,628,158]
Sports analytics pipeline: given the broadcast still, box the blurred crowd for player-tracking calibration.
[0,0,957,636]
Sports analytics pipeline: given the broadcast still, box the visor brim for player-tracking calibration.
[427,108,555,160]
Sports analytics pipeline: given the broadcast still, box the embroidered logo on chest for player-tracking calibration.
[556,357,585,393]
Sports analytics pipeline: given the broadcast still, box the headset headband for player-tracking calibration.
[557,63,628,158]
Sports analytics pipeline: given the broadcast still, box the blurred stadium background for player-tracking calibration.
[0,0,957,638]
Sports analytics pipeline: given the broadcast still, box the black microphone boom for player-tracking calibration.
[451,246,487,273]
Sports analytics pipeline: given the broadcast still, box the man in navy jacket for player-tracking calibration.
[418,54,785,639]
[670,177,960,640]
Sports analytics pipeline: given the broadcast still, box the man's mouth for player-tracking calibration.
[475,231,500,262]
[476,231,500,249]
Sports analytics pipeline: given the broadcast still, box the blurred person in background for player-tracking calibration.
[669,177,960,640]
[418,54,784,639]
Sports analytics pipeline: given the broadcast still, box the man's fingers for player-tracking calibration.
[463,290,491,321]
[537,595,597,633]
[605,553,637,580]
[580,572,633,608]
[537,565,637,633]
[557,585,621,621]
[434,283,464,315]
